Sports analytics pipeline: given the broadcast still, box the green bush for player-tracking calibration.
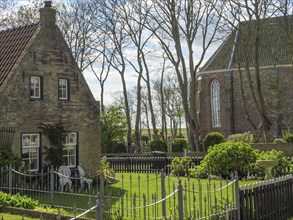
[202,132,224,151]
[199,142,257,179]
[0,148,21,168]
[189,162,209,179]
[227,132,254,143]
[168,157,194,176]
[256,150,292,178]
[111,142,127,153]
[149,139,168,152]
[172,138,188,152]
[284,134,293,144]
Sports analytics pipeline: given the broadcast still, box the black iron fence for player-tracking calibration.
[239,175,293,220]
[1,164,293,219]
[105,156,203,174]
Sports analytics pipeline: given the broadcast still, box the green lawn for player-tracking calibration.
[24,173,257,219]
[140,128,188,139]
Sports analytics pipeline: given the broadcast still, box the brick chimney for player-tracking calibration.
[39,1,56,27]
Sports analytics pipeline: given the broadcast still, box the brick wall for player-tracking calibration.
[0,20,100,173]
[199,67,293,140]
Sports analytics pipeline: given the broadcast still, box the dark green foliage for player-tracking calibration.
[0,147,21,168]
[171,138,188,152]
[101,106,127,153]
[39,122,67,168]
[168,157,194,176]
[284,134,293,144]
[141,135,149,143]
[198,142,257,179]
[111,142,127,153]
[149,139,168,152]
[0,192,38,209]
[202,132,224,151]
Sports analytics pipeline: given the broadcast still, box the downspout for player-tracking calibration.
[227,27,239,134]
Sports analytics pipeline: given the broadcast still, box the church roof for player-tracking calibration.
[199,16,293,74]
[0,23,40,90]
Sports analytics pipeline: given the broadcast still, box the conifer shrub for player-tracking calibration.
[202,132,225,151]
[172,138,188,152]
[149,139,168,152]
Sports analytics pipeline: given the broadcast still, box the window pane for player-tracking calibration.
[59,78,68,100]
[210,80,221,127]
[21,134,40,171]
[30,76,41,99]
[62,132,77,167]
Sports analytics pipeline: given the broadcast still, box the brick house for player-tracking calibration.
[0,2,100,173]
[197,16,293,140]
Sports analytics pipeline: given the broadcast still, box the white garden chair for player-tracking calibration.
[78,166,93,192]
[58,166,72,192]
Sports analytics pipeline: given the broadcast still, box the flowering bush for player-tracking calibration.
[96,159,118,184]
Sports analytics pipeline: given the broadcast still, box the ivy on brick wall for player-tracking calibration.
[39,122,67,168]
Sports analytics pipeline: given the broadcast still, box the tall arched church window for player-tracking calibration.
[211,79,221,127]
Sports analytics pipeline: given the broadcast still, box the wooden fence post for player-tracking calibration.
[178,179,184,220]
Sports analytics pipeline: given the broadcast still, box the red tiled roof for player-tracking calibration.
[0,23,40,90]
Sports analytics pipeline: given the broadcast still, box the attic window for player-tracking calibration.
[30,76,42,99]
[58,78,69,100]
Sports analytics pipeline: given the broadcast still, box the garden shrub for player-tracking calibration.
[189,161,209,179]
[0,147,21,168]
[255,150,292,178]
[227,132,254,143]
[202,132,224,151]
[0,192,38,209]
[168,157,194,176]
[111,142,127,153]
[284,134,293,144]
[198,142,257,179]
[172,138,188,152]
[141,135,149,143]
[149,139,168,152]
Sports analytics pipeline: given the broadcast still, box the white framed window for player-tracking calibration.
[21,133,40,172]
[62,133,77,167]
[30,76,42,99]
[211,79,221,127]
[58,78,69,100]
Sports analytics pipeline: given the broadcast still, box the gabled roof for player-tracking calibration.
[0,23,40,90]
[199,16,293,74]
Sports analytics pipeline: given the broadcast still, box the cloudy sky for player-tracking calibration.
[14,0,221,106]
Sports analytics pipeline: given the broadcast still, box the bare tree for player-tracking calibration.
[90,35,112,113]
[58,0,102,72]
[222,0,279,142]
[0,0,15,25]
[146,0,224,151]
[96,0,133,152]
